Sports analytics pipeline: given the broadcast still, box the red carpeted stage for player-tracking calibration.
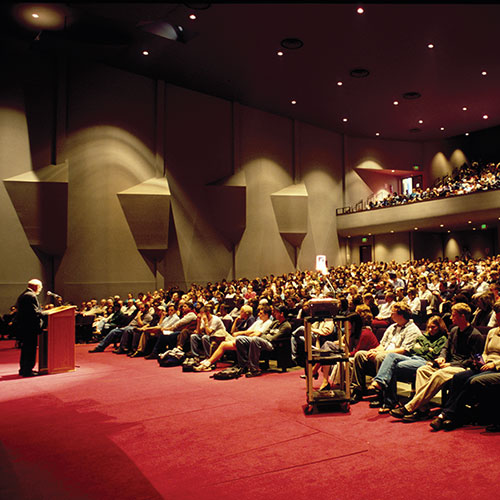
[1,340,498,500]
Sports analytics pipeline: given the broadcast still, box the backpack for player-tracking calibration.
[158,349,185,367]
[211,366,242,380]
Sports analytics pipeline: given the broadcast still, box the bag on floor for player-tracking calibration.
[211,366,242,380]
[182,357,199,372]
[158,349,185,367]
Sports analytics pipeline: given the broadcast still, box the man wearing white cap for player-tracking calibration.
[16,279,45,377]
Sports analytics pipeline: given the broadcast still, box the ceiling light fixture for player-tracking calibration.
[465,132,470,136]
[440,127,445,131]
[281,38,303,50]
[342,117,348,122]
[291,100,297,105]
[142,50,149,56]
[482,71,487,76]
[427,43,434,49]
[189,14,196,20]
[403,91,421,100]
[418,119,424,124]
[350,68,370,78]
[375,132,380,136]
[337,81,343,86]
[462,107,467,111]
[277,51,284,56]
[357,7,364,14]
[32,13,40,19]
[393,100,399,106]
[483,114,489,120]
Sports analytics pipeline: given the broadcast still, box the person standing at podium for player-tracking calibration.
[15,279,45,377]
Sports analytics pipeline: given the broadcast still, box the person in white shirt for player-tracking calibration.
[195,304,273,371]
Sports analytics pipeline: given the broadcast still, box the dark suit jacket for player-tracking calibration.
[15,288,44,337]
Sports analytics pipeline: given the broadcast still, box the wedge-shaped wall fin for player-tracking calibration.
[3,161,68,256]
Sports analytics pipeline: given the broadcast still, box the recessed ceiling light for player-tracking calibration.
[473,227,477,231]
[427,43,434,49]
[440,224,444,228]
[462,106,468,111]
[468,220,472,224]
[368,233,372,236]
[390,230,394,233]
[281,38,303,50]
[291,100,297,105]
[403,91,421,100]
[375,132,380,136]
[414,227,418,231]
[391,170,395,173]
[440,127,445,131]
[482,71,487,76]
[342,117,348,122]
[350,68,370,78]
[189,14,196,20]
[277,51,284,56]
[357,7,364,14]
[483,114,489,120]
[337,81,343,86]
[32,13,40,19]
[393,100,399,106]
[418,119,424,124]
[142,50,149,56]
[465,132,469,136]
[447,230,451,233]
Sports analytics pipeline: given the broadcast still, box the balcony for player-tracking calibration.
[336,190,500,237]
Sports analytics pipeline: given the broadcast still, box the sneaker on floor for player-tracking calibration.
[194,362,213,372]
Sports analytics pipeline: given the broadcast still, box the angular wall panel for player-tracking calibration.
[207,170,246,245]
[117,177,171,257]
[3,161,68,256]
[271,183,308,247]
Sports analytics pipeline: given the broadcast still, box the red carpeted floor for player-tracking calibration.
[1,340,499,500]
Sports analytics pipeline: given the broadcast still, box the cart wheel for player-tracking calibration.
[340,402,350,413]
[304,404,314,415]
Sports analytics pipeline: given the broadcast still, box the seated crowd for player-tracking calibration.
[365,160,500,211]
[2,254,500,432]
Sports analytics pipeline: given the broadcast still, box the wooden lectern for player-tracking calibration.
[39,305,76,374]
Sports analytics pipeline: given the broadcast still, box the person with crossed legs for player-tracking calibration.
[390,302,484,422]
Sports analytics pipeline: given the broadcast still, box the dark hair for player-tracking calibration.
[272,304,288,316]
[346,313,363,347]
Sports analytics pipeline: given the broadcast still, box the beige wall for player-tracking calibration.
[297,122,343,268]
[0,68,45,308]
[57,62,159,302]
[2,52,497,311]
[344,136,423,207]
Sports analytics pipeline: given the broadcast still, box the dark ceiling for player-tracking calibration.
[3,2,500,142]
